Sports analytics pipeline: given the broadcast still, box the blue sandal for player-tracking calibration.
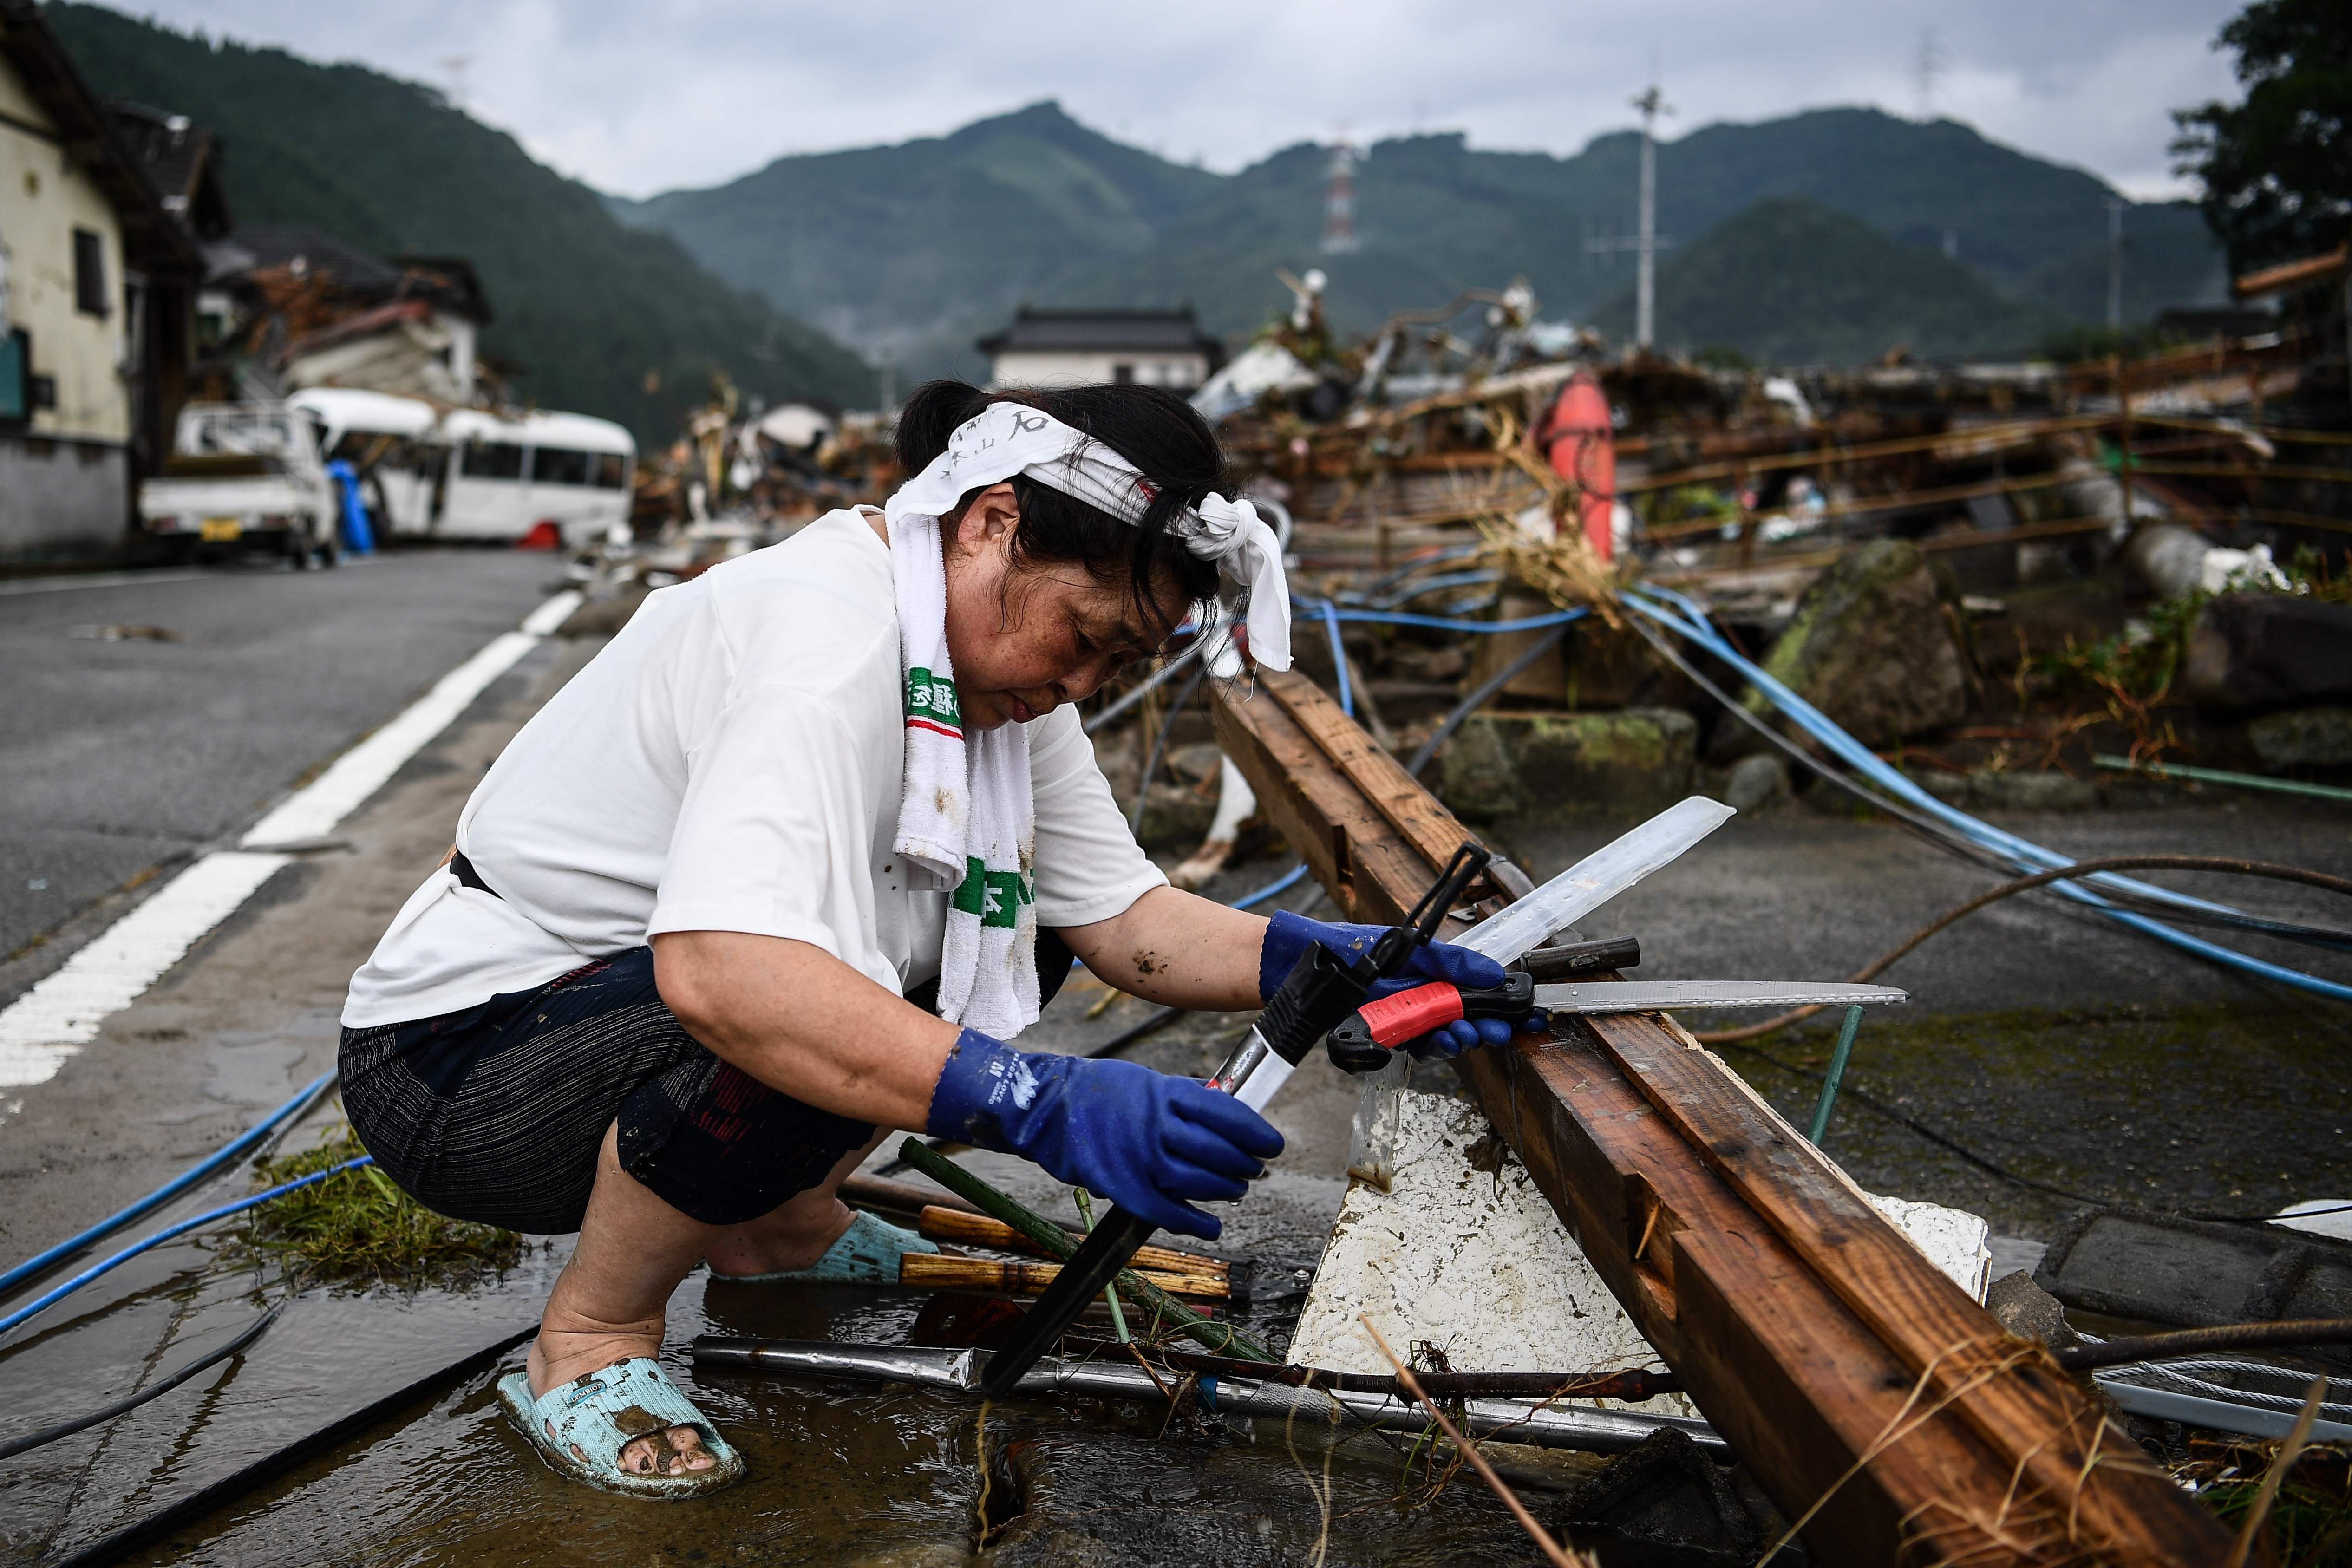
[709,1210,937,1285]
[497,1356,744,1498]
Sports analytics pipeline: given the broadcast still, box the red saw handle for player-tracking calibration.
[1324,973,1536,1071]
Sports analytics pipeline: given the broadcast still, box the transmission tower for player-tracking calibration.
[1914,29,1946,121]
[1320,137,1359,255]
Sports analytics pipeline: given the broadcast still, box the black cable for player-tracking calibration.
[1405,621,1574,778]
[1717,1035,2352,1227]
[0,1300,284,1461]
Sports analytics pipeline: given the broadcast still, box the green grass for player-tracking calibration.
[241,1128,522,1287]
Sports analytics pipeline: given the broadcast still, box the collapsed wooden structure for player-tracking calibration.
[1212,667,2230,1566]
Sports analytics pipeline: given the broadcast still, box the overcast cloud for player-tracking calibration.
[113,0,2245,202]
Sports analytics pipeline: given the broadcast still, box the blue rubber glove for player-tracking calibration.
[927,1030,1284,1240]
[1259,909,1547,1058]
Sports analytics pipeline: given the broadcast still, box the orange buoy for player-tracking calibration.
[1540,374,1616,560]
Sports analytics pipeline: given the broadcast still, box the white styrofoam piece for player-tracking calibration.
[1289,1091,1697,1419]
[1864,1191,1992,1303]
[2273,1199,2352,1242]
[1289,1091,1997,1423]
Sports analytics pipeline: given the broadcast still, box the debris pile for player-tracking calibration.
[1067,257,2352,864]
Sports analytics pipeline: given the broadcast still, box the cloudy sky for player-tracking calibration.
[117,0,2246,201]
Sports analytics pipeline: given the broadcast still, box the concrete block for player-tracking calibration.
[1437,713,1523,821]
[1969,770,2099,812]
[1450,707,1696,818]
[2247,706,2352,768]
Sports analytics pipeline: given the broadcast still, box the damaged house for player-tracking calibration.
[197,223,491,405]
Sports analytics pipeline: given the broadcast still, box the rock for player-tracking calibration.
[1438,715,1524,821]
[2120,522,2216,601]
[1133,781,1214,850]
[1722,753,1790,814]
[1713,539,1970,762]
[1911,768,1971,808]
[2247,706,2352,768]
[2184,592,2352,713]
[1553,1428,1767,1561]
[1968,770,2098,812]
[1465,707,1698,818]
[1985,1271,2078,1350]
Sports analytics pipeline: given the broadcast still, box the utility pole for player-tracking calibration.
[2106,197,2125,333]
[1631,83,1673,350]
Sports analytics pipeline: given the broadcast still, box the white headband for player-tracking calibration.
[883,401,1292,671]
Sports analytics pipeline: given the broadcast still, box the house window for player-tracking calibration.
[0,330,27,423]
[72,229,107,317]
[1111,362,1134,383]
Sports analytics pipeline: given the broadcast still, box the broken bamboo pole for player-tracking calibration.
[915,1206,1228,1281]
[898,1254,1228,1300]
[1210,666,2229,1567]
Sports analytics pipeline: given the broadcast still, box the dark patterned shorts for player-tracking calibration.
[339,947,876,1233]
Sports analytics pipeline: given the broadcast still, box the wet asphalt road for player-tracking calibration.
[0,552,561,998]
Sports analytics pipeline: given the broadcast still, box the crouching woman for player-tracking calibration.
[335,381,1517,1497]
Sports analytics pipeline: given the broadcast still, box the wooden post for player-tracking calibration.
[1211,671,2229,1566]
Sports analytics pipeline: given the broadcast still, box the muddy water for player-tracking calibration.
[96,1267,1610,1567]
[33,991,1599,1565]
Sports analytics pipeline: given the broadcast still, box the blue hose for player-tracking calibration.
[1300,604,1586,635]
[1624,587,2352,1004]
[0,1157,374,1340]
[1319,601,1353,719]
[0,1071,338,1300]
[1229,862,1311,911]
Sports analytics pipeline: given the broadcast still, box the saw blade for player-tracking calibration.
[1533,980,1908,1013]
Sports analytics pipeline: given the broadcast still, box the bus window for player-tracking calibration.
[593,452,629,489]
[529,446,595,487]
[463,440,525,480]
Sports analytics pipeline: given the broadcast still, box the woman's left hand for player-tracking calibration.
[1257,910,1548,1057]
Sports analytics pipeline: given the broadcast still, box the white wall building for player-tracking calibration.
[0,0,200,561]
[979,307,1223,393]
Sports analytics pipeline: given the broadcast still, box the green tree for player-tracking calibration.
[2173,0,2352,272]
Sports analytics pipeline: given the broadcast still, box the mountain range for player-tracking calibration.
[44,3,875,441]
[619,99,2228,377]
[43,4,2233,426]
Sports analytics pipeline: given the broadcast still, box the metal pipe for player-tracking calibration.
[693,1338,1727,1457]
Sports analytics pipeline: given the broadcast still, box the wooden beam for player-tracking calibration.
[1210,672,2228,1566]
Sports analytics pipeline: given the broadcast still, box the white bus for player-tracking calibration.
[288,388,635,547]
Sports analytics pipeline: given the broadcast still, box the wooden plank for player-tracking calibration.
[1209,672,2232,1566]
[1462,1027,2064,1566]
[1591,1015,2222,1560]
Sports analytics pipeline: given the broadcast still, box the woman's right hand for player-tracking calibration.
[926,1031,1283,1239]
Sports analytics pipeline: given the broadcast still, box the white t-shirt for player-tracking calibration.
[341,508,1167,1029]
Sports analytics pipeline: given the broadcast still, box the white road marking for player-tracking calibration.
[0,569,215,597]
[0,591,581,1091]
